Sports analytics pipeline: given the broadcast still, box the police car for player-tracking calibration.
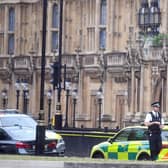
[90,126,168,161]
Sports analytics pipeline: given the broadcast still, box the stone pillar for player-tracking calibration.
[130,67,135,113]
[144,63,152,111]
[4,6,8,54]
[102,72,112,122]
[77,69,83,117]
[139,64,144,112]
[31,71,37,117]
[166,64,168,115]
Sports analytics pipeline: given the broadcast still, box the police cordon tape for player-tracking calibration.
[55,128,116,157]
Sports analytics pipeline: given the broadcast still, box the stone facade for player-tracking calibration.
[0,0,168,129]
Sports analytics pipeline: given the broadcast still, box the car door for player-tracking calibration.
[108,128,132,160]
[127,127,149,160]
[0,128,16,154]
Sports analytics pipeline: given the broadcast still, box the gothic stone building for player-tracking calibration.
[0,0,168,129]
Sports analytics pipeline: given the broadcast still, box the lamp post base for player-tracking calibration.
[54,113,62,130]
[54,103,62,130]
[35,121,45,155]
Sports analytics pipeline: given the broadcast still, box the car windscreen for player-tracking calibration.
[0,116,37,128]
[5,127,36,140]
[162,130,168,141]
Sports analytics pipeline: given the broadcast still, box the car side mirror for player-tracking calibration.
[108,137,114,143]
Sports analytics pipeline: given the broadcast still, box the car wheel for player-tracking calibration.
[138,154,150,160]
[92,152,104,159]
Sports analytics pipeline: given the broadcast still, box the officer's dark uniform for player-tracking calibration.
[148,111,162,160]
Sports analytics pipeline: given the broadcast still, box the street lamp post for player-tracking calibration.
[96,88,103,129]
[53,0,64,130]
[22,82,29,114]
[15,81,20,109]
[47,89,52,129]
[64,81,71,128]
[1,88,8,109]
[24,90,29,114]
[35,0,47,155]
[72,89,78,128]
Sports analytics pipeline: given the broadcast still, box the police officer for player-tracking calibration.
[144,101,164,160]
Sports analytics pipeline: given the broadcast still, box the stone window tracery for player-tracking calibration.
[8,7,15,54]
[100,0,107,25]
[99,0,106,49]
[52,4,59,28]
[51,3,59,51]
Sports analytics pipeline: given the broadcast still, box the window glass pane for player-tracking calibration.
[100,0,106,25]
[52,4,59,28]
[158,0,160,8]
[8,7,15,31]
[128,128,148,141]
[114,128,132,142]
[0,129,9,140]
[8,34,14,54]
[99,28,106,49]
[52,31,58,51]
[161,130,168,141]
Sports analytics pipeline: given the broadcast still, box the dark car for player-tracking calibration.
[0,126,60,155]
[0,114,65,156]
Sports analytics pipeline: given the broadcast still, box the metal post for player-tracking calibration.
[23,90,26,114]
[64,89,69,128]
[39,0,47,120]
[98,98,102,129]
[72,89,78,128]
[73,98,76,128]
[47,88,52,129]
[48,98,51,129]
[1,89,8,109]
[96,88,103,129]
[22,82,29,114]
[16,90,20,109]
[25,90,29,114]
[15,80,21,110]
[54,0,63,130]
[35,0,47,155]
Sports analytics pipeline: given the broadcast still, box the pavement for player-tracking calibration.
[0,155,168,168]
[1,160,168,168]
[0,160,64,168]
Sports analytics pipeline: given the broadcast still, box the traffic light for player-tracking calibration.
[50,61,60,90]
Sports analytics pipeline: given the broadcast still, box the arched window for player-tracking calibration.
[100,0,106,25]
[52,4,59,28]
[51,4,59,51]
[8,7,15,31]
[8,7,15,54]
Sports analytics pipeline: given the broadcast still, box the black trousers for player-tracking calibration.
[148,133,162,160]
